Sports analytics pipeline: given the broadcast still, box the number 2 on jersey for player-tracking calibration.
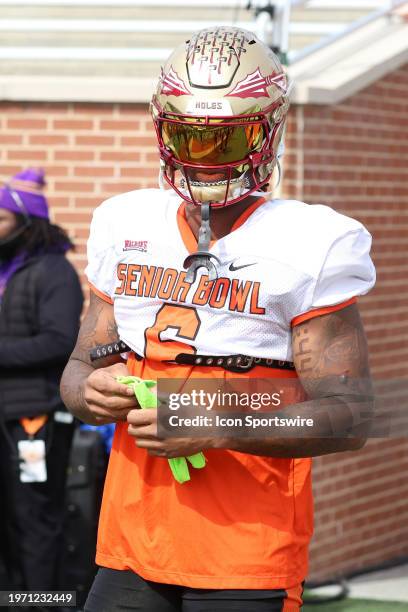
[144,304,200,362]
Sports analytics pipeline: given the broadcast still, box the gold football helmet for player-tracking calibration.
[151,26,291,208]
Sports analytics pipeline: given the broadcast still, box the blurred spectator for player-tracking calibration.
[0,168,83,594]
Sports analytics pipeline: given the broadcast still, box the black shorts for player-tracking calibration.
[84,568,303,612]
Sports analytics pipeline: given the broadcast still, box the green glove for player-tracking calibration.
[118,375,206,484]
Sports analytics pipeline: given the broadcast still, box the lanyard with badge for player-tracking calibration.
[18,415,48,483]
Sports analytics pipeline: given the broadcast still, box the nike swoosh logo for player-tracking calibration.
[228,262,257,272]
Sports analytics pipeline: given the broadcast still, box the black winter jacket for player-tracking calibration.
[0,253,83,420]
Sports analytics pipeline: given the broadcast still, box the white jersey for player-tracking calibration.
[86,189,376,363]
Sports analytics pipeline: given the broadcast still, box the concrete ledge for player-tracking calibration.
[0,47,172,61]
[0,0,245,6]
[0,75,157,103]
[0,10,406,106]
[291,19,408,105]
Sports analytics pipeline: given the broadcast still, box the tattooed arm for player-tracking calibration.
[60,291,139,425]
[218,303,374,458]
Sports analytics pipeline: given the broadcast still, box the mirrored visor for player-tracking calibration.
[161,120,266,165]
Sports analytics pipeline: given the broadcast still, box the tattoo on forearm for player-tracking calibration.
[60,359,92,416]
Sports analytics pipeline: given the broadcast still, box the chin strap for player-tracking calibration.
[183,202,221,283]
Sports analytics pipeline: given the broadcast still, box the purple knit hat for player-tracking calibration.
[0,168,49,219]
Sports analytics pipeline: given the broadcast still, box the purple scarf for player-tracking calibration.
[0,252,27,302]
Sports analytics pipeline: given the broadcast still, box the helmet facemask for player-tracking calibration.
[152,99,286,208]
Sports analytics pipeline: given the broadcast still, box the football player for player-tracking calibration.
[61,26,376,611]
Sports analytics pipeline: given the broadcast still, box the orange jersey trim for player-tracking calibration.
[230,196,266,231]
[177,197,266,255]
[283,583,304,611]
[291,297,357,328]
[89,282,113,305]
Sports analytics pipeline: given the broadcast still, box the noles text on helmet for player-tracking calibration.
[151,26,291,208]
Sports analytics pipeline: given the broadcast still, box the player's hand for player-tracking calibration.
[83,362,140,424]
[127,408,214,458]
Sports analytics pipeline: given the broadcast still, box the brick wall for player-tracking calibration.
[0,62,407,583]
[0,103,158,279]
[284,64,408,582]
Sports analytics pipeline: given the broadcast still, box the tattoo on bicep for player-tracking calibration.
[293,325,313,373]
[322,314,360,366]
[72,294,106,362]
[79,304,104,346]
[294,306,371,398]
[107,317,119,342]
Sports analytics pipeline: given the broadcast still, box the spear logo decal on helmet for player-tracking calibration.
[159,66,192,97]
[227,68,287,98]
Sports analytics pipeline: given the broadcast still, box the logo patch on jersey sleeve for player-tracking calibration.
[123,240,148,253]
